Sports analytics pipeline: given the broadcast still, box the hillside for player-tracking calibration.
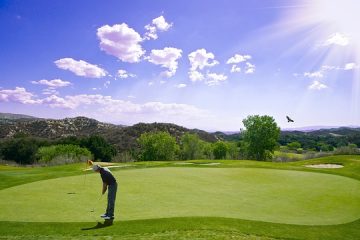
[0,114,218,152]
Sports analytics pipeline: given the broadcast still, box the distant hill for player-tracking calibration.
[0,114,218,153]
[0,112,39,120]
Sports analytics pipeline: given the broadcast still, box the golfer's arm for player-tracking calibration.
[102,182,108,194]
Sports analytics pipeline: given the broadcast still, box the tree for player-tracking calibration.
[0,138,40,164]
[202,142,214,159]
[287,141,301,151]
[242,115,280,160]
[83,135,117,162]
[213,141,228,159]
[226,142,239,159]
[137,131,179,161]
[180,133,203,160]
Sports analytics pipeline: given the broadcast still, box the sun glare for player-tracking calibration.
[275,0,360,122]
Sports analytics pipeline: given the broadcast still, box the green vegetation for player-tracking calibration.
[37,144,92,165]
[179,133,204,160]
[1,155,360,239]
[137,131,179,161]
[242,115,280,160]
[0,137,48,164]
[212,141,228,159]
[0,135,116,164]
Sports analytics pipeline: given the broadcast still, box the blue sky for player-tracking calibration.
[0,0,359,131]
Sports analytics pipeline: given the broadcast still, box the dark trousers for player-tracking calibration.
[106,182,117,217]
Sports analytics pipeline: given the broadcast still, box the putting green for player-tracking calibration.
[0,167,360,225]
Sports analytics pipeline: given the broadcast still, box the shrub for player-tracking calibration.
[0,137,48,164]
[334,144,360,155]
[180,133,203,160]
[37,144,92,165]
[137,131,179,161]
[213,141,228,159]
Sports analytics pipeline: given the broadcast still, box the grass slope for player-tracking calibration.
[1,155,360,239]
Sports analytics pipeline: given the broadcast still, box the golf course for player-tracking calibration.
[1,155,360,239]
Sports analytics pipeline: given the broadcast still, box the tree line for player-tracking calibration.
[1,115,359,164]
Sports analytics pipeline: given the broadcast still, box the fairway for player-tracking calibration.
[1,167,359,225]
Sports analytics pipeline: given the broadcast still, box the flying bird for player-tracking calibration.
[286,116,294,123]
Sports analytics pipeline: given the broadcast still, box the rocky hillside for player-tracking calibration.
[0,113,218,152]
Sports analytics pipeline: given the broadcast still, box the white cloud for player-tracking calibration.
[0,87,40,104]
[308,80,328,90]
[205,73,228,86]
[304,71,324,78]
[175,83,187,88]
[147,47,182,77]
[226,54,251,64]
[117,69,136,78]
[104,81,111,88]
[230,65,241,73]
[31,79,72,88]
[42,89,59,95]
[97,23,145,63]
[188,49,219,71]
[39,94,206,117]
[144,16,173,40]
[188,70,204,82]
[344,62,358,70]
[323,33,350,46]
[245,62,255,74]
[148,81,154,86]
[54,58,107,78]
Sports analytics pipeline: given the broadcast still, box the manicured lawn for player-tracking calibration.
[1,155,360,239]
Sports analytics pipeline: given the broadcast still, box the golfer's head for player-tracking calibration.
[92,164,101,172]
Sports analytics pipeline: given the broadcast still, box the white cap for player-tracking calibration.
[92,165,100,171]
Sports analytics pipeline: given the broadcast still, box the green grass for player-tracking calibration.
[1,155,360,239]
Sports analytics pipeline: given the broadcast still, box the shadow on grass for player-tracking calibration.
[81,219,113,230]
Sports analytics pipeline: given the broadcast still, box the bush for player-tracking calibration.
[0,137,49,164]
[334,144,360,155]
[84,135,117,162]
[180,133,203,160]
[137,131,179,161]
[213,141,228,159]
[37,144,92,165]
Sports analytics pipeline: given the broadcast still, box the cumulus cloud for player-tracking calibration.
[205,73,228,86]
[230,65,241,73]
[227,53,254,74]
[188,49,219,71]
[147,47,182,77]
[31,79,72,88]
[226,54,251,64]
[0,87,40,104]
[55,58,107,78]
[117,69,136,78]
[188,70,204,82]
[308,80,328,90]
[144,16,173,40]
[97,23,145,63]
[323,33,350,46]
[245,62,256,74]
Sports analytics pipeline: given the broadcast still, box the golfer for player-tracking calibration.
[92,164,117,220]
